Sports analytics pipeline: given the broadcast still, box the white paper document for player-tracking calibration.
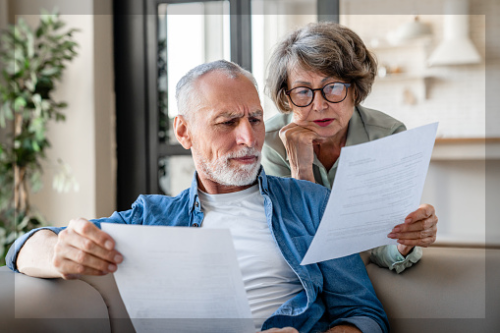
[101,224,255,333]
[301,122,438,265]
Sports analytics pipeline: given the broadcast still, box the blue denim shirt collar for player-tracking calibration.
[188,172,201,213]
[257,166,270,195]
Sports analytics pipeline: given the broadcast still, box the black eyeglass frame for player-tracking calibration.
[285,82,352,107]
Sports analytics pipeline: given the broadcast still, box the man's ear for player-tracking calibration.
[173,115,192,149]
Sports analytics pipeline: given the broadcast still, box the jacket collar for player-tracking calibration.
[345,105,370,147]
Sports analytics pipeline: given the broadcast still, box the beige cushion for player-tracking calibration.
[0,266,110,332]
[366,247,500,332]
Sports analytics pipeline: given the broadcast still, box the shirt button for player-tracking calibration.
[194,202,199,207]
[192,223,199,227]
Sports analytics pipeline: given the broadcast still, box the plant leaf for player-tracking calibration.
[14,96,27,111]
[32,94,42,104]
[36,26,45,38]
[17,216,30,230]
[41,67,59,76]
[25,80,35,92]
[5,232,17,245]
[27,29,34,58]
[32,141,40,152]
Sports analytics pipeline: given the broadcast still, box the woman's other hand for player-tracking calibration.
[279,122,324,183]
[388,204,438,256]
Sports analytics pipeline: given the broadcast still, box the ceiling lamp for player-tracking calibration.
[396,16,432,42]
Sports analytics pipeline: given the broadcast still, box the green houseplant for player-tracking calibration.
[0,10,79,266]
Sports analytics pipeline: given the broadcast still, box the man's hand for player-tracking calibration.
[260,328,299,333]
[388,204,438,256]
[53,218,123,279]
[279,122,324,182]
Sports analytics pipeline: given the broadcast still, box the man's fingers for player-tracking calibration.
[54,257,108,279]
[54,219,123,278]
[59,227,122,264]
[73,230,122,263]
[69,218,116,251]
[59,244,117,273]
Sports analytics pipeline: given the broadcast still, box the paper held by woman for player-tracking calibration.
[301,122,438,265]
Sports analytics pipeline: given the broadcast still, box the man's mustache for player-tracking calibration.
[225,147,261,160]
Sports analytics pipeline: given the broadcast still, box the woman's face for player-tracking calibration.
[286,68,355,140]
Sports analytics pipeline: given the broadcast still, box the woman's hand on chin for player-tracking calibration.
[279,122,325,182]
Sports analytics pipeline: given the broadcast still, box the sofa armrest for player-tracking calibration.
[366,247,500,333]
[79,274,135,332]
[0,266,110,333]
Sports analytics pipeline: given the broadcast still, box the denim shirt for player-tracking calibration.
[7,169,389,333]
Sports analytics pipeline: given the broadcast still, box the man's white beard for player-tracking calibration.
[194,147,261,186]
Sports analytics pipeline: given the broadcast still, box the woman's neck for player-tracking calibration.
[313,128,348,171]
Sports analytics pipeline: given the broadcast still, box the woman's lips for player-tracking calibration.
[313,118,334,127]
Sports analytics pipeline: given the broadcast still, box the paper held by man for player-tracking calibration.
[101,224,256,333]
[301,122,439,265]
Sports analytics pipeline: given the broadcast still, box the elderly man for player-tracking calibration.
[7,60,389,333]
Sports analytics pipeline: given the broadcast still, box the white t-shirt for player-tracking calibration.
[198,185,303,330]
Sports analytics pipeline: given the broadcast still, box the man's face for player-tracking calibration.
[177,71,265,189]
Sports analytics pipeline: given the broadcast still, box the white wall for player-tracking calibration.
[0,0,7,28]
[8,0,116,226]
[252,0,317,120]
[92,2,116,219]
[340,0,500,246]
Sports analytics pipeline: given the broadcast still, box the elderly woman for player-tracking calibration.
[262,22,438,273]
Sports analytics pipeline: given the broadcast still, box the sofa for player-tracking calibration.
[1,246,499,333]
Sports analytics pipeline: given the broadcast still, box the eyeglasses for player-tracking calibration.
[285,82,351,107]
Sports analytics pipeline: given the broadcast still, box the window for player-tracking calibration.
[157,1,231,195]
[114,0,336,208]
[251,0,318,120]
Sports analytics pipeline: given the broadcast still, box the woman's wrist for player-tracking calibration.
[291,166,315,183]
[397,244,414,257]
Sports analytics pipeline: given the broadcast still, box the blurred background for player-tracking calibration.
[1,0,498,248]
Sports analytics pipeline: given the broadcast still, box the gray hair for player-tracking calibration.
[266,22,377,112]
[175,60,258,118]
